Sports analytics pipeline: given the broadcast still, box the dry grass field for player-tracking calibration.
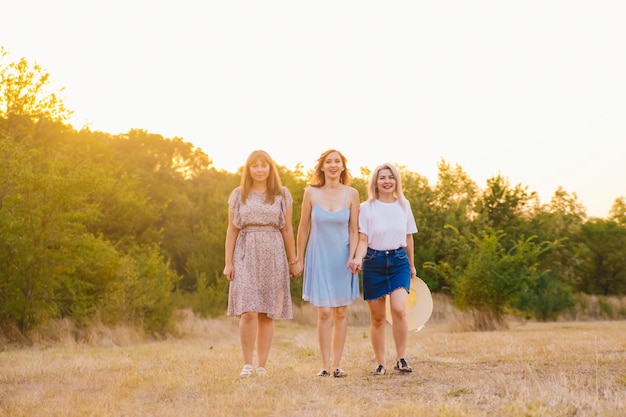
[1,297,625,417]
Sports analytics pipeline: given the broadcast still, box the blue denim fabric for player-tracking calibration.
[362,247,410,301]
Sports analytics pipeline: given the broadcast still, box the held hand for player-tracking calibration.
[410,265,417,278]
[347,258,362,274]
[289,260,303,279]
[294,260,304,276]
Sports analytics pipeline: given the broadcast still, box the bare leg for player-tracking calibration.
[317,307,332,370]
[389,288,409,360]
[256,313,274,368]
[331,306,348,369]
[239,312,258,365]
[368,297,387,367]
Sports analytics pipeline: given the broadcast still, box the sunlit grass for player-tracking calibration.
[1,299,625,416]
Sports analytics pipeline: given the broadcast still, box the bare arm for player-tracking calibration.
[294,187,313,276]
[406,233,416,278]
[348,232,368,273]
[223,209,240,281]
[280,200,299,278]
[346,187,360,268]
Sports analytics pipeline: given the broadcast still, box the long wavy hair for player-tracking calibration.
[309,149,352,187]
[240,150,283,204]
[367,163,408,209]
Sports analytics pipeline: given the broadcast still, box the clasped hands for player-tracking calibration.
[289,260,303,279]
[288,258,362,278]
[347,258,362,274]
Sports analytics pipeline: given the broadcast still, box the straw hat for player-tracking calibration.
[385,277,433,332]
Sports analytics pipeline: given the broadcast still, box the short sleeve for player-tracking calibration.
[228,188,241,209]
[282,187,293,206]
[405,200,418,234]
[357,201,370,235]
[228,188,242,227]
[278,187,293,229]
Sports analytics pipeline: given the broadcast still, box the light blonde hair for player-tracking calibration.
[240,150,283,204]
[367,163,408,209]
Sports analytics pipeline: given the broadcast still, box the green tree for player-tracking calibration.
[475,174,538,243]
[450,228,555,330]
[608,197,626,227]
[423,160,478,291]
[0,133,101,331]
[0,47,71,123]
[528,187,585,289]
[512,271,574,321]
[129,244,180,333]
[577,219,626,295]
[181,168,238,294]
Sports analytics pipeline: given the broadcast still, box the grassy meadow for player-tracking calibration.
[1,296,625,417]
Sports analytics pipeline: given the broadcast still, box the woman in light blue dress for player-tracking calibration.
[294,149,360,378]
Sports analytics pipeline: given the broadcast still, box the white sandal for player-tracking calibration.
[239,364,253,378]
[256,366,267,376]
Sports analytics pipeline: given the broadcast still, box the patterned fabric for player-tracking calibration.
[227,187,293,319]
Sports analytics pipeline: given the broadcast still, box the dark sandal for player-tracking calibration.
[371,365,386,375]
[333,368,347,378]
[394,358,413,373]
[317,369,330,377]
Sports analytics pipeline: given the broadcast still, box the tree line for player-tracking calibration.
[1,48,625,339]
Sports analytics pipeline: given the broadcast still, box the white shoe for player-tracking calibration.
[256,366,267,376]
[239,364,253,378]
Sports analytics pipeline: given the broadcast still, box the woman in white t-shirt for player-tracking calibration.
[348,163,418,375]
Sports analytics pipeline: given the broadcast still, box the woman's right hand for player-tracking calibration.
[223,264,234,281]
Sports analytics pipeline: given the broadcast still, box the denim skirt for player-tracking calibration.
[362,247,411,301]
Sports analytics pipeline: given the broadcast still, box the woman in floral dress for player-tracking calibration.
[223,150,299,378]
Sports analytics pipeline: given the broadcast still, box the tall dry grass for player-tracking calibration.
[1,297,625,417]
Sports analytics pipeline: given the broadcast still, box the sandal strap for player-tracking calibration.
[395,358,413,372]
[371,365,386,375]
[239,364,253,378]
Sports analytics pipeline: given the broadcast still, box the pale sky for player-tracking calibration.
[2,1,625,218]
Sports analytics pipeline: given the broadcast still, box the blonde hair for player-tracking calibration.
[367,163,408,208]
[309,149,352,187]
[240,150,283,204]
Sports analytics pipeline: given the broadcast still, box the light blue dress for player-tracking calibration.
[302,189,360,307]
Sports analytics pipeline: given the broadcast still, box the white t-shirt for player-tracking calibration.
[358,199,418,250]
